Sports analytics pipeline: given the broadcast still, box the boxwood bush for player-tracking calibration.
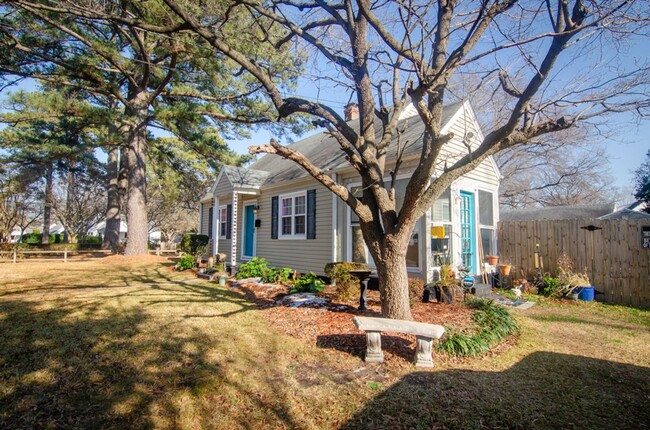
[179,234,209,255]
[324,262,370,301]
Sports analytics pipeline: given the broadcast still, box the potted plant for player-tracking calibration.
[434,264,457,304]
[498,262,513,276]
[486,255,499,266]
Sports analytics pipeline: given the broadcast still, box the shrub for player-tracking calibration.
[436,298,520,357]
[177,254,196,271]
[408,278,425,308]
[79,235,102,245]
[291,272,325,293]
[324,262,370,301]
[266,267,295,283]
[179,234,209,256]
[236,257,272,279]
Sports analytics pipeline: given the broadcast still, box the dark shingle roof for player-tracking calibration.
[221,165,269,188]
[500,203,616,221]
[248,102,464,186]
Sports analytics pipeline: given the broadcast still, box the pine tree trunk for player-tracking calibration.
[102,145,121,251]
[41,165,53,245]
[123,101,149,256]
[64,167,76,243]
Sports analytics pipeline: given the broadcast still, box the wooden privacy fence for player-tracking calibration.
[498,219,650,308]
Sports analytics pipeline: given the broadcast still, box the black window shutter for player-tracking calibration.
[307,189,316,240]
[271,196,278,239]
[208,207,213,239]
[226,204,232,239]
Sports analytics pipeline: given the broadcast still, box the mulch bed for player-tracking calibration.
[229,280,509,370]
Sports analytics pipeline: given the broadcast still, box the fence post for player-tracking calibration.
[13,250,17,263]
[64,249,67,263]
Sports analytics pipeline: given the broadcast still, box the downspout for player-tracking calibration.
[331,173,338,262]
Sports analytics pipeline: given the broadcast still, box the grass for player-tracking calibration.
[1,257,649,429]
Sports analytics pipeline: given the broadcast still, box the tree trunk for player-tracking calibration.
[41,165,53,244]
[64,167,75,243]
[368,231,413,320]
[102,145,121,251]
[123,100,149,256]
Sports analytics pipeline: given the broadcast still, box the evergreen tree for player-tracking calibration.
[633,150,650,213]
[0,0,303,254]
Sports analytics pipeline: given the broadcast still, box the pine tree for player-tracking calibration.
[0,0,303,254]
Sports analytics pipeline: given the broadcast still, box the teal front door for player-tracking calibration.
[243,205,255,258]
[459,192,475,273]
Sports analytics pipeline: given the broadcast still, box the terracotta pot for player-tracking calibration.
[499,264,512,276]
[486,255,499,266]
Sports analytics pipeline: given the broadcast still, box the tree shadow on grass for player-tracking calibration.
[0,296,302,429]
[342,351,650,430]
[317,334,415,363]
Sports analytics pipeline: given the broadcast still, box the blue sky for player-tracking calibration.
[3,76,646,198]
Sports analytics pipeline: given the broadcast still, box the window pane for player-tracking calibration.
[481,228,494,256]
[350,186,362,224]
[282,217,292,235]
[432,187,451,223]
[351,226,367,264]
[479,190,493,226]
[295,195,306,214]
[282,198,292,216]
[295,215,306,234]
[406,220,420,268]
[220,208,227,223]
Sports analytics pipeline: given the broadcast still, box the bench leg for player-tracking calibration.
[414,335,434,367]
[364,331,384,363]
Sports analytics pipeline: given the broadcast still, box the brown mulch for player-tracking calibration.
[229,280,503,370]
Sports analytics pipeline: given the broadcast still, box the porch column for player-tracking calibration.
[213,196,219,256]
[230,192,239,268]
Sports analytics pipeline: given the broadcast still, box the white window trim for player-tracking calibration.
[477,188,496,257]
[218,205,228,239]
[278,191,307,240]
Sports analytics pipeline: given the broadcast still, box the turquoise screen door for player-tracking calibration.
[243,205,255,257]
[459,192,475,273]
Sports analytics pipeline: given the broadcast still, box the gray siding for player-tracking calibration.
[252,181,333,275]
[444,115,499,186]
[200,201,212,236]
[214,174,233,197]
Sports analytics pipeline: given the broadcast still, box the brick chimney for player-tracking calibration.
[344,103,359,121]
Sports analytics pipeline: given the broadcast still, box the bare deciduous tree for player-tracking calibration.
[83,0,650,318]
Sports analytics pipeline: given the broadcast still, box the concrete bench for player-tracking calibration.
[352,316,445,367]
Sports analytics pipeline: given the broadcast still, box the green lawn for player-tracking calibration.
[1,257,649,429]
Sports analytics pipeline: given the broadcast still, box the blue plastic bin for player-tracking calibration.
[573,286,595,302]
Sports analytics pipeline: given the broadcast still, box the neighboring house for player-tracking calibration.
[91,220,164,243]
[199,101,501,282]
[500,201,650,222]
[500,203,616,222]
[91,220,128,241]
[598,201,650,220]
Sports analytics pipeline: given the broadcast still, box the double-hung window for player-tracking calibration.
[478,190,495,256]
[279,192,306,238]
[219,206,228,239]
